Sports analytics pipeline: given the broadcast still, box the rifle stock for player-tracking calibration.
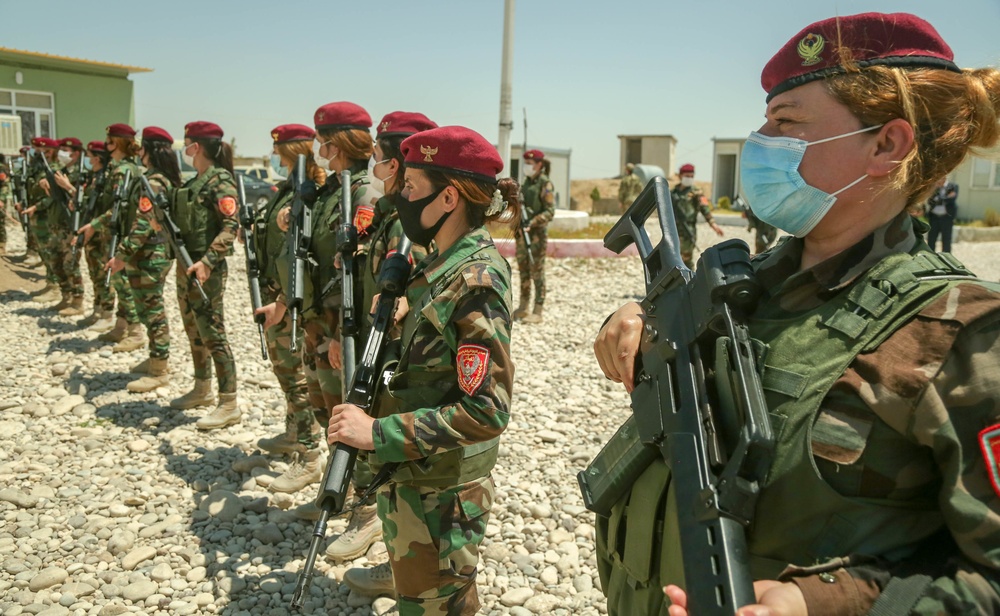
[138,175,209,303]
[14,158,29,234]
[104,168,133,287]
[237,175,268,360]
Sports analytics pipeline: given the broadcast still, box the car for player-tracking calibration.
[240,173,279,210]
[235,165,285,185]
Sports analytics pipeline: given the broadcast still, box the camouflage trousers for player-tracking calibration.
[126,243,172,360]
[177,259,236,394]
[0,196,6,246]
[84,238,115,312]
[378,476,494,615]
[46,223,84,299]
[30,213,58,286]
[680,235,696,270]
[90,230,139,322]
[262,284,318,449]
[514,227,547,306]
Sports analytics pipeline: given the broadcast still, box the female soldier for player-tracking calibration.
[330,125,518,615]
[169,121,240,431]
[47,137,86,317]
[78,124,143,346]
[594,12,1000,616]
[253,124,325,491]
[514,149,554,323]
[75,141,114,327]
[102,127,181,393]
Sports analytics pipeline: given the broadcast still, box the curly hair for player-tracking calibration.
[275,140,327,186]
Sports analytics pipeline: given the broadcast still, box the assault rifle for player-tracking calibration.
[291,237,414,609]
[337,168,359,389]
[13,158,29,234]
[104,168,133,287]
[577,176,774,615]
[237,175,268,360]
[287,154,314,353]
[518,203,534,268]
[70,156,91,257]
[138,175,209,303]
[35,151,71,219]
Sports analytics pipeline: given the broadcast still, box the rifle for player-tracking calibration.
[237,175,268,360]
[70,156,90,258]
[291,237,413,609]
[519,107,534,267]
[286,154,313,353]
[137,174,209,303]
[337,168,358,391]
[35,151,71,219]
[13,158,29,234]
[104,168,133,287]
[577,176,774,615]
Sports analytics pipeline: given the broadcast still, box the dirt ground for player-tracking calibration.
[570,176,713,212]
[0,252,46,296]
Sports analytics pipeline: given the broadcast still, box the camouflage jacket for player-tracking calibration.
[750,212,1000,614]
[618,172,642,206]
[89,157,142,234]
[373,226,514,464]
[522,173,555,228]
[116,170,172,261]
[176,166,239,268]
[670,184,713,240]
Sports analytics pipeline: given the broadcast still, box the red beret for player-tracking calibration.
[313,102,372,132]
[141,126,173,143]
[19,146,30,154]
[401,125,503,183]
[106,123,136,138]
[58,137,82,149]
[184,121,224,140]
[679,163,695,174]
[86,141,106,153]
[523,149,544,161]
[271,124,316,144]
[762,12,960,102]
[376,111,438,138]
[31,137,59,149]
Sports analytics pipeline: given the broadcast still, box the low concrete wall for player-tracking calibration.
[495,238,638,259]
[955,226,1000,242]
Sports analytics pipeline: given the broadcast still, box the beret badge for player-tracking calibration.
[420,145,438,163]
[797,33,825,66]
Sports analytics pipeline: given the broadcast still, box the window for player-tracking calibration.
[0,89,55,144]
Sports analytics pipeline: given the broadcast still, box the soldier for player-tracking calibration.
[76,141,114,327]
[13,145,42,266]
[513,149,554,324]
[23,136,62,303]
[168,121,240,430]
[331,125,517,615]
[670,163,723,268]
[742,201,778,254]
[594,12,1000,615]
[102,127,181,393]
[926,176,959,252]
[45,137,87,316]
[617,162,642,211]
[0,154,9,255]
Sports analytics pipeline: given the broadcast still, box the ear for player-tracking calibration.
[867,118,914,178]
[387,158,400,177]
[441,185,460,212]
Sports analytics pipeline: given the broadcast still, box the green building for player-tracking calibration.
[0,47,150,146]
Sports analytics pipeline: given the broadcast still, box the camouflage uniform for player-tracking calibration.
[670,183,715,269]
[0,161,10,248]
[89,157,142,325]
[173,165,239,395]
[26,157,58,286]
[41,160,85,302]
[81,170,115,314]
[370,226,513,615]
[745,206,778,254]
[515,173,555,306]
[596,212,1000,615]
[254,180,316,447]
[618,172,642,211]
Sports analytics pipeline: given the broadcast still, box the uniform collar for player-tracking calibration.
[418,226,494,285]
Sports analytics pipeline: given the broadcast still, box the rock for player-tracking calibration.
[253,523,284,545]
[28,567,69,591]
[185,567,207,583]
[126,440,150,452]
[259,575,283,593]
[59,582,97,598]
[0,420,26,439]
[537,429,562,443]
[51,394,85,414]
[98,604,128,616]
[198,490,243,522]
[121,580,158,602]
[108,504,131,517]
[524,593,561,613]
[500,587,534,607]
[232,455,269,473]
[107,531,135,555]
[42,386,69,399]
[150,563,173,582]
[540,565,559,585]
[121,546,157,570]
[0,488,38,509]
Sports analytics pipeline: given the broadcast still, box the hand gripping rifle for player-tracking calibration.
[70,156,93,257]
[577,176,774,615]
[137,175,209,303]
[518,202,534,268]
[237,175,268,360]
[13,158,30,234]
[287,154,314,353]
[104,168,132,287]
[35,151,71,219]
[291,236,413,609]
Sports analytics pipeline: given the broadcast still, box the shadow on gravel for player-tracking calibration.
[34,315,81,335]
[47,336,108,355]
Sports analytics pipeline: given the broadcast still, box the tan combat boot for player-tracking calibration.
[87,310,115,332]
[112,323,147,353]
[257,429,301,456]
[169,378,214,410]
[58,296,85,317]
[126,357,170,393]
[50,293,71,311]
[97,317,128,342]
[325,502,383,562]
[130,357,150,374]
[521,303,544,324]
[32,284,60,303]
[23,252,42,267]
[269,447,324,493]
[512,293,530,320]
[343,561,395,597]
[196,392,241,430]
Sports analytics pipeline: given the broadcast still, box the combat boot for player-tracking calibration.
[51,293,71,312]
[97,317,128,342]
[512,294,530,320]
[343,561,395,597]
[169,378,214,410]
[112,324,146,353]
[58,296,85,317]
[257,430,301,456]
[325,502,383,562]
[88,310,115,332]
[130,357,151,374]
[196,392,241,430]
[23,252,42,267]
[32,284,60,303]
[126,358,170,393]
[269,447,324,493]
[522,303,544,324]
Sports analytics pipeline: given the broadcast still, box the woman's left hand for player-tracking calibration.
[328,403,375,450]
[106,257,126,273]
[187,261,210,284]
[327,337,343,370]
[665,581,807,616]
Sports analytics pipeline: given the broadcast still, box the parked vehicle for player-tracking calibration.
[241,174,279,209]
[235,165,285,185]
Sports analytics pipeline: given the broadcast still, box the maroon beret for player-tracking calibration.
[762,12,960,102]
[271,124,316,144]
[31,137,59,149]
[19,146,30,154]
[184,121,224,140]
[106,123,136,138]
[58,137,82,150]
[86,141,106,153]
[314,102,372,133]
[141,126,173,143]
[523,149,544,161]
[401,125,503,183]
[679,163,695,174]
[376,111,438,138]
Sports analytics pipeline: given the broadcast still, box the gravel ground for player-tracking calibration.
[0,219,998,616]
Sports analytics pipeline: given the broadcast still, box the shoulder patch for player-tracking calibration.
[354,203,375,230]
[138,196,153,213]
[979,423,1000,499]
[218,196,237,217]
[457,343,490,396]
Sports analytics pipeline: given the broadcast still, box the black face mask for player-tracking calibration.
[394,188,448,248]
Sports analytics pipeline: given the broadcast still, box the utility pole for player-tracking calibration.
[497,0,515,179]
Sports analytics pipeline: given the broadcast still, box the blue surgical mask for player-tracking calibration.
[270,154,288,178]
[739,124,882,237]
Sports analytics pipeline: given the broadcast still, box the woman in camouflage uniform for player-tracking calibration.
[513,149,554,323]
[76,141,112,327]
[331,125,518,615]
[595,12,1000,616]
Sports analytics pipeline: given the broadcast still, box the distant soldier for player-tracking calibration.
[926,176,959,252]
[45,137,87,316]
[0,154,9,255]
[24,137,62,302]
[514,148,554,323]
[670,163,723,268]
[739,197,777,254]
[618,162,642,211]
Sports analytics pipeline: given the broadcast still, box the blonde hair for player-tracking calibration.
[318,128,373,163]
[108,135,140,157]
[275,140,326,185]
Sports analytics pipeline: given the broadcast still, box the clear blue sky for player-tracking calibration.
[3,0,998,179]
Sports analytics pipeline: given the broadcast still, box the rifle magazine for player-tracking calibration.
[578,416,658,517]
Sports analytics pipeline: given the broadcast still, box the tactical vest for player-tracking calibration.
[254,182,293,295]
[96,158,141,218]
[120,172,171,247]
[311,168,368,309]
[670,186,700,240]
[173,166,232,258]
[522,174,549,218]
[361,196,402,341]
[370,238,511,488]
